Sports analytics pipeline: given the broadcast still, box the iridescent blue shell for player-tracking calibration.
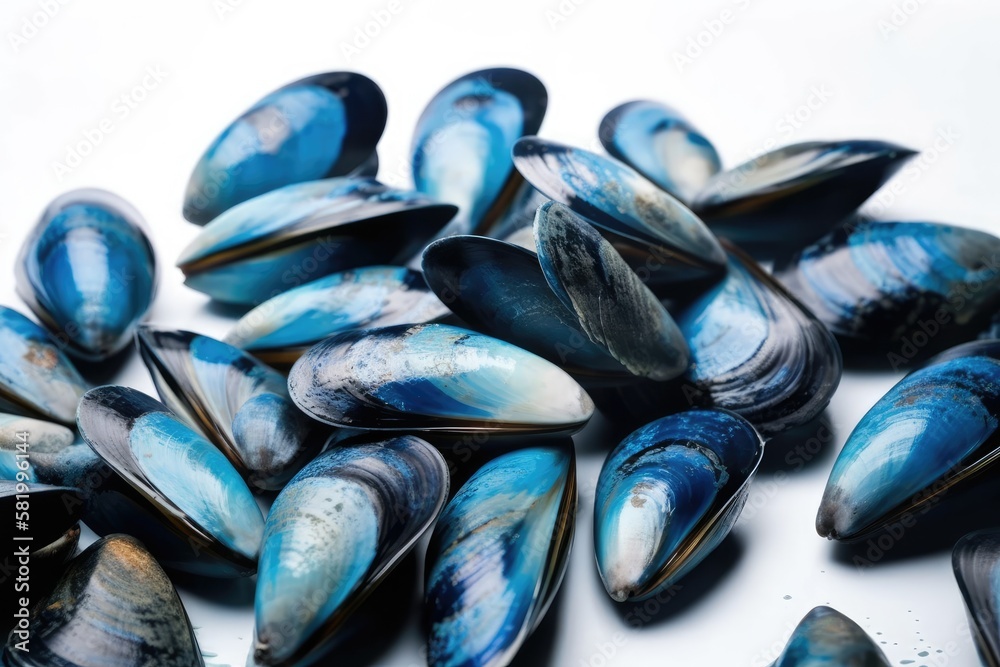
[425,445,575,667]
[693,140,915,257]
[77,386,265,576]
[599,100,721,204]
[16,189,156,361]
[777,221,1000,358]
[251,437,447,667]
[412,68,547,240]
[594,410,762,601]
[176,178,457,305]
[224,266,449,368]
[772,607,889,666]
[675,246,842,435]
[184,72,386,224]
[0,306,88,426]
[288,323,595,435]
[136,327,321,490]
[512,137,726,286]
[817,355,1000,540]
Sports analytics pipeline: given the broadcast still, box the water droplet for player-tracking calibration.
[918,652,929,657]
[783,595,792,600]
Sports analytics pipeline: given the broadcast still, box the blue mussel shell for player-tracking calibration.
[425,445,575,667]
[675,246,842,435]
[0,306,88,426]
[412,67,547,241]
[777,221,1000,359]
[693,140,915,257]
[225,266,449,367]
[76,385,265,576]
[771,606,889,666]
[594,409,762,601]
[184,72,386,224]
[599,100,721,204]
[251,437,447,667]
[17,189,156,361]
[136,327,322,490]
[177,178,456,305]
[953,529,1000,667]
[288,323,594,435]
[817,355,1000,540]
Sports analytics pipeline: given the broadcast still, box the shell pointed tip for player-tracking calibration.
[815,508,842,541]
[609,588,630,603]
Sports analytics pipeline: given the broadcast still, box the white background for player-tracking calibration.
[2,0,999,665]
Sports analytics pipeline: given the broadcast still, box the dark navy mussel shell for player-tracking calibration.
[693,140,915,258]
[770,606,890,667]
[2,534,204,667]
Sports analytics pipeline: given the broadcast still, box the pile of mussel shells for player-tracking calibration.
[4,65,1000,667]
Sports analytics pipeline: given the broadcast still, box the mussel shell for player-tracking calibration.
[251,437,448,667]
[77,385,265,576]
[412,67,547,239]
[288,323,595,435]
[512,137,726,285]
[0,414,75,482]
[599,100,721,204]
[425,445,575,667]
[534,201,690,381]
[776,221,1000,359]
[675,244,842,435]
[183,71,387,224]
[772,606,890,666]
[16,189,157,361]
[953,529,1000,667]
[136,327,321,490]
[594,409,762,601]
[2,534,203,667]
[224,266,450,368]
[693,140,915,256]
[177,178,457,305]
[421,234,627,378]
[0,306,88,426]
[816,355,1000,541]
